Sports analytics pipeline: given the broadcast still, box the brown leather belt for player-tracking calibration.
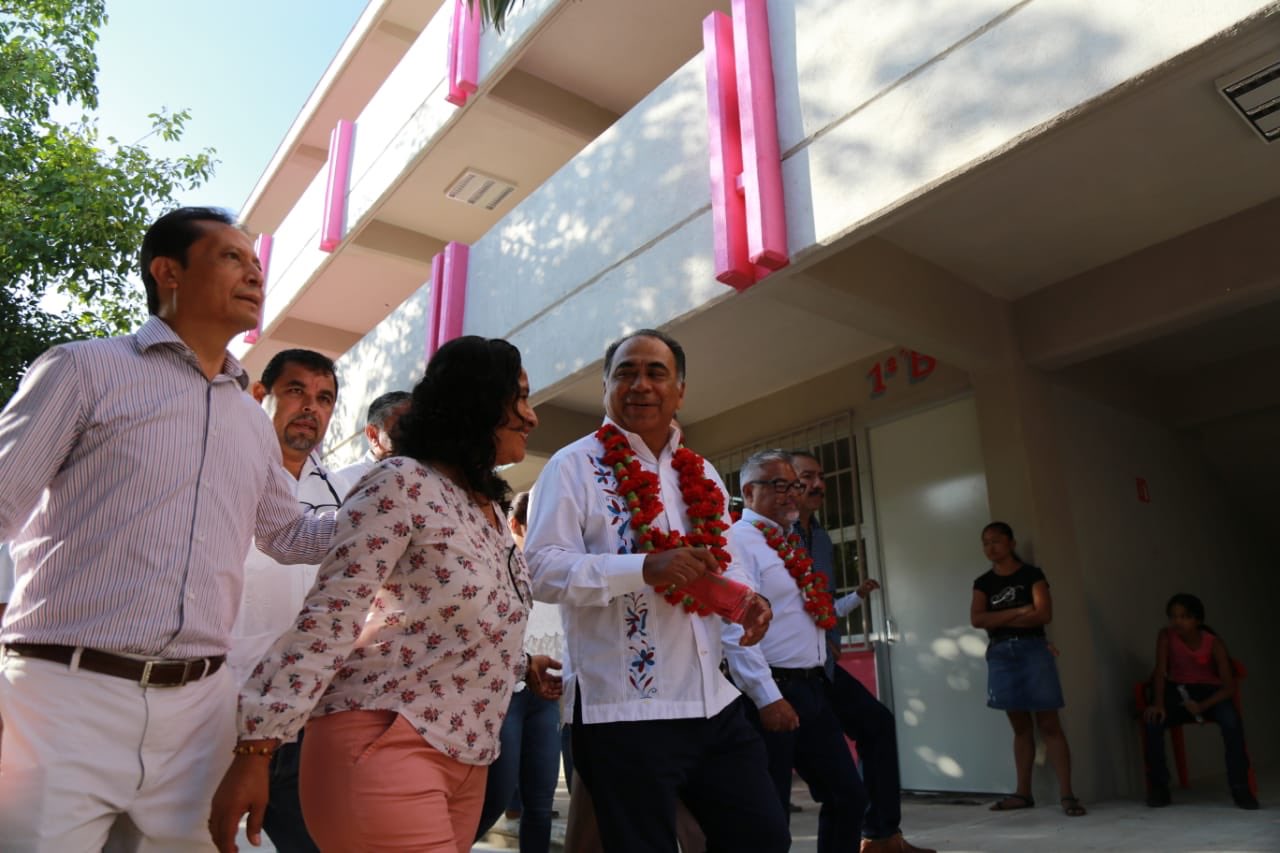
[5,643,225,688]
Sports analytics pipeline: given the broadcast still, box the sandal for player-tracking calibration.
[1061,796,1087,817]
[989,794,1034,811]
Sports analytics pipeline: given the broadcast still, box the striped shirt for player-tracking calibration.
[0,317,336,658]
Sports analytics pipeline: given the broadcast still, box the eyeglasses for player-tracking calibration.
[744,478,806,496]
[507,544,532,607]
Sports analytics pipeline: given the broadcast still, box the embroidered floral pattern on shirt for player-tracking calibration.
[624,591,657,699]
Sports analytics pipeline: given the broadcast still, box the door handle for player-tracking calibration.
[884,616,898,644]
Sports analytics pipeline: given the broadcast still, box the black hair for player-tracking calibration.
[982,521,1026,563]
[139,206,238,314]
[603,328,687,382]
[259,349,339,395]
[365,390,412,428]
[394,336,523,510]
[789,448,820,465]
[1166,593,1205,623]
[510,491,531,527]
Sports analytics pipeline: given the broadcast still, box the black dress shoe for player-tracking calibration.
[1232,788,1260,810]
[1146,784,1171,808]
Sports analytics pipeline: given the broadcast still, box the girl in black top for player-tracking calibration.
[970,522,1085,817]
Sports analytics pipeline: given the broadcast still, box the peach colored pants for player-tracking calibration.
[300,710,487,853]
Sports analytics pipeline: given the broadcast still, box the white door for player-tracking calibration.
[866,396,1009,793]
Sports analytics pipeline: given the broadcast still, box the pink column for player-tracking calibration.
[701,0,789,290]
[319,119,356,252]
[243,233,273,344]
[425,251,446,360]
[438,241,469,346]
[446,0,482,106]
[732,0,788,272]
[703,12,754,290]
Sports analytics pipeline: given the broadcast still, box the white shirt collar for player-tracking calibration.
[600,415,682,464]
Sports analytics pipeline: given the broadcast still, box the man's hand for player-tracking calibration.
[642,547,717,588]
[209,752,272,853]
[758,698,800,732]
[738,594,772,646]
[1183,700,1203,717]
[527,655,564,701]
[856,578,881,598]
[1143,705,1166,724]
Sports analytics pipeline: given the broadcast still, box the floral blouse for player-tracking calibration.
[238,457,531,765]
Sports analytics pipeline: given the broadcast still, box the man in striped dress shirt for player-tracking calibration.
[0,207,337,852]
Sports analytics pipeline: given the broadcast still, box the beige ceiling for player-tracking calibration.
[879,16,1280,300]
[542,284,892,424]
[516,0,731,115]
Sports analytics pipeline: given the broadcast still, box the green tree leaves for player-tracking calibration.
[0,0,216,404]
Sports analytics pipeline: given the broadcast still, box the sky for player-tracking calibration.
[90,0,370,215]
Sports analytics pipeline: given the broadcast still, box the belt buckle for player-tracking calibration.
[139,659,160,687]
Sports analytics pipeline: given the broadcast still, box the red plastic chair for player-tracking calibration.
[1134,659,1257,797]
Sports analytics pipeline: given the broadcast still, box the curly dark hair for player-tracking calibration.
[393,336,523,510]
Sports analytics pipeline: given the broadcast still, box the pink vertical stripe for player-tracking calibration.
[446,0,467,106]
[457,0,481,95]
[243,233,274,344]
[425,252,446,360]
[703,11,754,291]
[446,0,481,106]
[319,120,356,252]
[732,0,788,272]
[438,242,469,346]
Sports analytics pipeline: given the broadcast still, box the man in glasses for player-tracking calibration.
[0,208,335,850]
[723,449,869,852]
[790,450,933,853]
[229,347,355,853]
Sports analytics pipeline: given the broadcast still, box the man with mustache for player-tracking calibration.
[228,348,354,852]
[0,207,335,851]
[723,449,869,852]
[791,450,933,853]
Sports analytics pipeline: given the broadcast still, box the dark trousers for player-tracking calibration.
[475,687,562,853]
[263,728,320,853]
[828,665,902,839]
[573,697,789,853]
[1144,682,1251,791]
[747,674,866,853]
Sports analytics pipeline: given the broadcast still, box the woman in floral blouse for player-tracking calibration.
[210,336,551,853]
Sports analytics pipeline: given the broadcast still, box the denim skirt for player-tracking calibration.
[985,636,1064,711]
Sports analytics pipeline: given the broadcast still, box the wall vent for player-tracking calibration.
[444,169,518,210]
[1217,52,1280,143]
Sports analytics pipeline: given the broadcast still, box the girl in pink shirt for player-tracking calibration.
[1142,593,1256,810]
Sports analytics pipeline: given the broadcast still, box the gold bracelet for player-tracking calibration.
[232,742,277,757]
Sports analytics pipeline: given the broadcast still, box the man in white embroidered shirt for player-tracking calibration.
[229,348,354,853]
[0,207,335,852]
[525,329,788,853]
[722,449,869,853]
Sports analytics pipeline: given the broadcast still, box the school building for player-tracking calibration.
[231,0,1280,803]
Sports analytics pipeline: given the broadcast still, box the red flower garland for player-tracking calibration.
[750,520,838,630]
[596,424,732,615]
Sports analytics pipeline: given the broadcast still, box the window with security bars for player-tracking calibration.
[710,413,871,644]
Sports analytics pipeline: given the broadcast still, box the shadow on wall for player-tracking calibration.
[770,0,1127,251]
[325,289,430,466]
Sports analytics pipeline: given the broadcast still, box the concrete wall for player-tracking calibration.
[325,284,431,466]
[1048,382,1277,793]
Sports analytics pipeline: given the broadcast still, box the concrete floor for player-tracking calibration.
[239,766,1279,851]
[474,766,1280,852]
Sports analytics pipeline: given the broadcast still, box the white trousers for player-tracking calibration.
[0,651,236,852]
